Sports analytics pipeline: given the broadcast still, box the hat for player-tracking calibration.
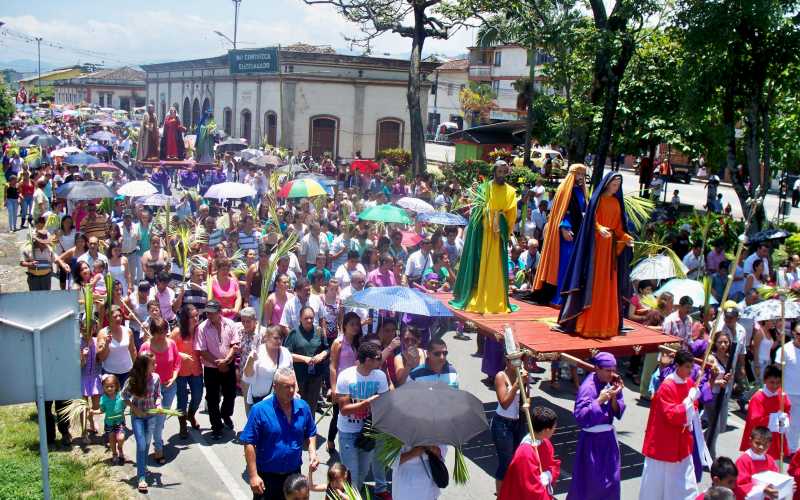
[32,230,50,245]
[724,307,740,317]
[591,352,617,369]
[239,307,256,319]
[205,300,221,313]
[680,223,692,233]
[424,272,440,282]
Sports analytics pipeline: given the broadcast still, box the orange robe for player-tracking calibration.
[575,196,632,338]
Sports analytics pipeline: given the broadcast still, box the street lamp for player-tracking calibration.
[35,36,42,97]
[232,0,242,50]
[213,30,235,48]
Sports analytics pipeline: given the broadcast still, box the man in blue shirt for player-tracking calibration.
[241,367,318,500]
[409,338,460,389]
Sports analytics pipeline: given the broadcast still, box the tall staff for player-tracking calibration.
[776,268,789,471]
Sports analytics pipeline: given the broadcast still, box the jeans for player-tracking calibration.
[338,431,389,493]
[132,415,156,479]
[27,273,52,291]
[176,374,204,415]
[203,366,236,431]
[153,383,177,452]
[6,199,18,230]
[491,414,523,480]
[20,196,32,224]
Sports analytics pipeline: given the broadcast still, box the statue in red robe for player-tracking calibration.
[160,107,185,160]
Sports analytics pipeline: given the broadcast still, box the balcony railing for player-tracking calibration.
[469,65,492,79]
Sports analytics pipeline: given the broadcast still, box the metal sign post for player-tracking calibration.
[0,291,80,500]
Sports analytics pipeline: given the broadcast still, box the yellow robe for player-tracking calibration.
[466,181,518,314]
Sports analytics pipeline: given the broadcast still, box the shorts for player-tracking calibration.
[105,422,125,436]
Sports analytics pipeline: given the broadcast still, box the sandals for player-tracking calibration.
[137,478,148,493]
[152,452,166,465]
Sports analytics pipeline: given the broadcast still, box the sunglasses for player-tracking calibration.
[432,350,448,357]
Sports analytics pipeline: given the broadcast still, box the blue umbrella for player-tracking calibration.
[86,144,108,154]
[90,131,115,142]
[65,152,100,165]
[417,211,468,226]
[343,286,453,317]
[56,181,116,200]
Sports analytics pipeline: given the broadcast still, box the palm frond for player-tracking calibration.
[623,194,655,233]
[702,275,712,313]
[631,242,687,280]
[256,232,298,325]
[57,398,88,435]
[146,407,183,418]
[83,285,94,336]
[453,447,470,484]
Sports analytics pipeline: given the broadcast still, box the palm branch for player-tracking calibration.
[623,194,655,233]
[702,275,713,314]
[256,232,298,326]
[83,285,95,336]
[58,398,89,435]
[630,241,687,280]
[370,429,470,485]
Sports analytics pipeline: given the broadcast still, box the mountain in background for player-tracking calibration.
[0,58,60,73]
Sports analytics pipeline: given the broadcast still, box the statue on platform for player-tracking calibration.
[194,109,216,164]
[137,104,160,161]
[557,172,633,338]
[533,163,587,305]
[160,106,186,160]
[450,160,518,314]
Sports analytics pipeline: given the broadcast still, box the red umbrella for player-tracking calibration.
[401,231,422,247]
[351,159,379,174]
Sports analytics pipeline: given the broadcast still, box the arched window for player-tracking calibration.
[241,109,252,143]
[159,101,166,122]
[191,98,200,128]
[202,97,211,115]
[223,107,232,136]
[375,118,404,154]
[309,115,339,159]
[264,111,278,147]
[182,97,191,126]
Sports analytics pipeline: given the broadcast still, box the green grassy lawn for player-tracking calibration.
[0,404,129,500]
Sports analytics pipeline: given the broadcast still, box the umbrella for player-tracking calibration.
[631,255,688,281]
[296,172,337,186]
[204,181,256,200]
[655,278,717,306]
[140,193,181,207]
[343,286,453,317]
[19,134,61,148]
[90,131,116,142]
[86,144,108,154]
[371,382,488,448]
[237,148,264,161]
[57,181,116,200]
[748,229,791,245]
[86,163,121,174]
[276,163,308,174]
[397,197,434,213]
[358,204,412,224]
[278,178,327,198]
[401,231,423,247]
[246,155,281,168]
[741,299,800,322]
[65,152,100,165]
[51,146,82,157]
[416,211,469,226]
[215,138,248,153]
[118,180,158,197]
[19,125,47,137]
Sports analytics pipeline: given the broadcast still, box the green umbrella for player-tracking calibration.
[358,204,412,224]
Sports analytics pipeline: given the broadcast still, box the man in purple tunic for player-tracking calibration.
[567,352,625,500]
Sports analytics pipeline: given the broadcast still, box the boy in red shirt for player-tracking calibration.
[740,364,791,460]
[736,426,780,499]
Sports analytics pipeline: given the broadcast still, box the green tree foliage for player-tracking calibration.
[0,83,14,128]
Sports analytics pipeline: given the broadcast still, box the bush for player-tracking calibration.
[443,159,492,187]
[786,233,800,256]
[377,148,411,171]
[509,165,540,190]
[488,148,513,163]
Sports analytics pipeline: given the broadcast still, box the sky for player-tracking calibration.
[0,0,476,69]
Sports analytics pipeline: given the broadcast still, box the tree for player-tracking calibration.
[459,81,496,126]
[0,83,14,128]
[302,0,455,174]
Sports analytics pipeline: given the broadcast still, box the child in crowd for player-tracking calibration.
[80,311,102,436]
[92,375,126,464]
[739,364,791,460]
[283,474,310,500]
[697,456,738,499]
[308,462,350,499]
[498,406,560,500]
[735,426,780,499]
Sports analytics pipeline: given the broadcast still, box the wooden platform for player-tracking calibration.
[136,160,216,170]
[434,292,681,359]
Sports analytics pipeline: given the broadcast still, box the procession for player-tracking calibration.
[2,1,800,500]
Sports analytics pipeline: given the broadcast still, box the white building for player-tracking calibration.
[141,46,436,159]
[427,58,469,134]
[52,67,146,110]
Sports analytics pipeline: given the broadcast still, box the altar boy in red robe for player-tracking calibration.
[498,406,561,500]
[640,349,700,500]
[740,364,791,461]
[735,426,780,499]
[697,457,738,499]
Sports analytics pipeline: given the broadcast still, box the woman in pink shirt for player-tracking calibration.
[170,304,203,437]
[139,317,181,463]
[210,257,241,320]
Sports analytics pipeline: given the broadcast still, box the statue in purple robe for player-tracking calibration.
[567,352,625,500]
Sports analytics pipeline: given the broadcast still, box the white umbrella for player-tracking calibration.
[204,181,256,200]
[51,146,82,157]
[741,299,800,322]
[655,278,717,306]
[117,180,158,197]
[139,193,181,207]
[396,196,434,213]
[630,255,688,281]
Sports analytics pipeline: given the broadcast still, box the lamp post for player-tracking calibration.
[35,36,42,98]
[213,30,235,48]
[232,0,242,50]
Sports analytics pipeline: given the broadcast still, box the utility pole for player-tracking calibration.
[35,37,42,98]
[523,46,536,168]
[232,0,242,50]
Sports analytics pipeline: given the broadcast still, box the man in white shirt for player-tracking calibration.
[329,226,354,270]
[299,222,329,272]
[743,244,770,281]
[775,332,800,452]
[335,250,367,288]
[662,296,693,347]
[682,243,704,280]
[279,278,322,333]
[340,271,370,334]
[119,211,141,282]
[405,238,433,283]
[530,200,549,237]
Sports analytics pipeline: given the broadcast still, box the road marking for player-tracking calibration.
[191,431,250,500]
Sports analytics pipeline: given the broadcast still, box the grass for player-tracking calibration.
[0,404,130,500]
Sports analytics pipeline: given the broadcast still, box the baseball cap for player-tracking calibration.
[205,300,221,313]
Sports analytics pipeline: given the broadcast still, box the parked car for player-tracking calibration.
[531,148,564,171]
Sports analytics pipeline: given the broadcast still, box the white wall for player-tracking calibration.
[429,70,468,124]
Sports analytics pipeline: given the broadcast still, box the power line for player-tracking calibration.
[0,26,140,66]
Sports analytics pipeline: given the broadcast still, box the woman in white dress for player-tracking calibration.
[241,325,294,408]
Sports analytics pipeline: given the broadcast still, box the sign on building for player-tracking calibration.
[229,47,280,74]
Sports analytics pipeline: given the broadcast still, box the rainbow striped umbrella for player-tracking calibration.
[278,178,327,198]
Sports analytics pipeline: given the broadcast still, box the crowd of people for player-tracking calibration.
[4,105,800,500]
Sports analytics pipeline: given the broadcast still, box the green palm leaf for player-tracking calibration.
[623,194,655,232]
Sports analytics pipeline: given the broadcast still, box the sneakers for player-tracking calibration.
[222,416,234,430]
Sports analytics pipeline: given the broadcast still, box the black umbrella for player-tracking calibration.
[216,138,248,153]
[371,382,488,447]
[19,125,47,138]
[57,181,116,201]
[748,229,790,245]
[20,134,61,148]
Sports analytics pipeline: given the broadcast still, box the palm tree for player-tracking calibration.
[459,82,497,127]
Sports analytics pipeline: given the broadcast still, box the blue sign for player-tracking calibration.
[229,47,280,74]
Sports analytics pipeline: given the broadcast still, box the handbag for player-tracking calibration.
[354,417,376,451]
[423,449,449,489]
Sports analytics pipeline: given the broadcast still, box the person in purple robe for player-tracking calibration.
[482,334,506,381]
[149,167,171,195]
[567,352,625,500]
[178,169,199,189]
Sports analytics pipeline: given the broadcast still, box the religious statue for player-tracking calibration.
[532,163,587,305]
[450,160,518,314]
[557,172,633,338]
[194,109,216,164]
[137,104,160,161]
[160,106,186,160]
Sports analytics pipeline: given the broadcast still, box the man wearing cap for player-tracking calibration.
[567,352,625,500]
[195,300,240,439]
[776,330,800,452]
[20,230,69,291]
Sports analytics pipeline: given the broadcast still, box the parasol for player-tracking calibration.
[396,197,435,213]
[416,211,468,226]
[278,178,327,198]
[630,255,688,281]
[343,286,452,317]
[358,204,412,224]
[117,180,158,197]
[204,181,256,200]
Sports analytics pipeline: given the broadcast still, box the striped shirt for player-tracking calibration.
[79,214,109,240]
[181,282,208,310]
[408,362,459,389]
[122,373,162,413]
[238,230,260,251]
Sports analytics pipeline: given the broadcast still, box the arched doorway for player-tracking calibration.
[159,101,166,122]
[240,109,252,143]
[202,97,211,115]
[264,111,277,146]
[376,118,403,154]
[309,115,338,159]
[191,98,200,129]
[182,97,191,126]
[223,108,232,136]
